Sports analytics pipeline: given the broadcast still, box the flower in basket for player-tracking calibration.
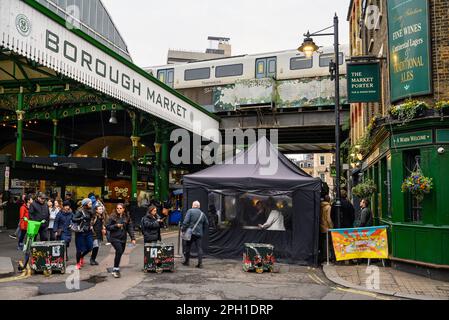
[352,179,377,199]
[401,171,433,203]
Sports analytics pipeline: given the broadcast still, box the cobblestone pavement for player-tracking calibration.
[324,264,449,300]
[1,231,398,300]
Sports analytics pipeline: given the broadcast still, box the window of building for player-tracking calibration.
[215,64,244,78]
[319,53,344,67]
[290,57,313,70]
[320,156,325,166]
[184,67,211,81]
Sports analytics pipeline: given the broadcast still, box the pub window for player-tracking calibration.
[184,67,211,81]
[404,150,422,223]
[215,64,244,78]
[290,56,313,70]
[319,53,344,67]
[320,156,325,166]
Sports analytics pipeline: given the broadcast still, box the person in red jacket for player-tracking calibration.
[18,195,33,250]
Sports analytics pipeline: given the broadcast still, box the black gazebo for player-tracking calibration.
[183,137,322,265]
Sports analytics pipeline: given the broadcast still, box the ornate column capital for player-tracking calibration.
[131,136,141,147]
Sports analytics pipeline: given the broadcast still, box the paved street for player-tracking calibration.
[0,230,395,300]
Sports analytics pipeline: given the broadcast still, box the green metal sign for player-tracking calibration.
[387,0,432,102]
[392,130,433,148]
[347,63,381,103]
[436,129,449,143]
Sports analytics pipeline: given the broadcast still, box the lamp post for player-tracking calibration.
[299,14,342,228]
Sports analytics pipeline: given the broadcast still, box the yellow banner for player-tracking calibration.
[330,226,389,261]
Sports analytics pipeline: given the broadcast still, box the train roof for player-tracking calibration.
[143,45,349,71]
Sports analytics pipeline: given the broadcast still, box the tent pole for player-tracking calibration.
[326,231,330,266]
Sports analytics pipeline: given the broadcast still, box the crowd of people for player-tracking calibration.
[319,189,373,262]
[5,189,210,278]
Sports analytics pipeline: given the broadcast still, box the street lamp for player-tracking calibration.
[299,13,342,228]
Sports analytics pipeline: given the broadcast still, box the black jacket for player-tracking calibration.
[92,215,105,241]
[141,214,161,243]
[331,198,356,229]
[106,215,135,243]
[72,208,93,233]
[29,200,50,226]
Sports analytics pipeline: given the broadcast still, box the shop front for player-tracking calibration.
[358,117,449,272]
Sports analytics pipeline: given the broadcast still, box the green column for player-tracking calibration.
[153,123,161,201]
[160,128,170,202]
[131,136,140,202]
[130,112,140,203]
[15,92,24,161]
[52,119,59,156]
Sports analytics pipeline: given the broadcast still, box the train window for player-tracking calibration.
[215,64,244,78]
[319,53,344,67]
[184,67,211,81]
[157,69,174,88]
[256,57,276,79]
[290,57,313,70]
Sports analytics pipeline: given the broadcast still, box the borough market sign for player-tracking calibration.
[0,0,219,140]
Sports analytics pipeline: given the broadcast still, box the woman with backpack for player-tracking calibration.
[90,203,106,266]
[106,203,136,278]
[72,198,94,270]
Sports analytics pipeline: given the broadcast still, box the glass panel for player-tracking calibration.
[167,70,174,86]
[215,64,244,78]
[319,53,344,67]
[89,0,96,30]
[157,70,165,83]
[268,59,276,74]
[290,57,313,70]
[184,67,211,81]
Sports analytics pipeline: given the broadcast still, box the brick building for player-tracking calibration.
[347,0,449,275]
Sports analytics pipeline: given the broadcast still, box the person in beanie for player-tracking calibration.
[72,198,94,270]
[141,205,162,244]
[90,203,106,265]
[28,192,50,241]
[106,203,136,278]
[54,201,74,261]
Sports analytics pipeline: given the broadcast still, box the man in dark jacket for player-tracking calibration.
[331,190,356,229]
[141,205,162,243]
[182,201,209,268]
[29,192,50,241]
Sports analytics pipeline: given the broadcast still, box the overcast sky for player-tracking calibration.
[102,0,350,67]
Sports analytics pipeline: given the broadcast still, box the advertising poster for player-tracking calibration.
[330,226,389,261]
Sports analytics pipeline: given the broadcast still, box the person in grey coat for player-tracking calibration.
[182,201,209,268]
[355,199,373,228]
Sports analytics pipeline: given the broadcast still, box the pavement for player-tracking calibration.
[322,262,449,300]
[0,229,398,300]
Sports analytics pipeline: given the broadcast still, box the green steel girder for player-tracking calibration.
[0,103,124,123]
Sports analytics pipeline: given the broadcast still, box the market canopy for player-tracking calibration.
[183,137,322,265]
[0,0,219,140]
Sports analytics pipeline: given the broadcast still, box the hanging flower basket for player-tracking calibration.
[401,171,433,203]
[352,180,377,199]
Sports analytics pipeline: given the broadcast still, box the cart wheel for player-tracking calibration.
[60,267,66,275]
[156,268,163,274]
[255,267,264,274]
[43,269,52,277]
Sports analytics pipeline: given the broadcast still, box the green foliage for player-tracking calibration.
[352,180,377,199]
[435,100,449,110]
[388,99,430,125]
